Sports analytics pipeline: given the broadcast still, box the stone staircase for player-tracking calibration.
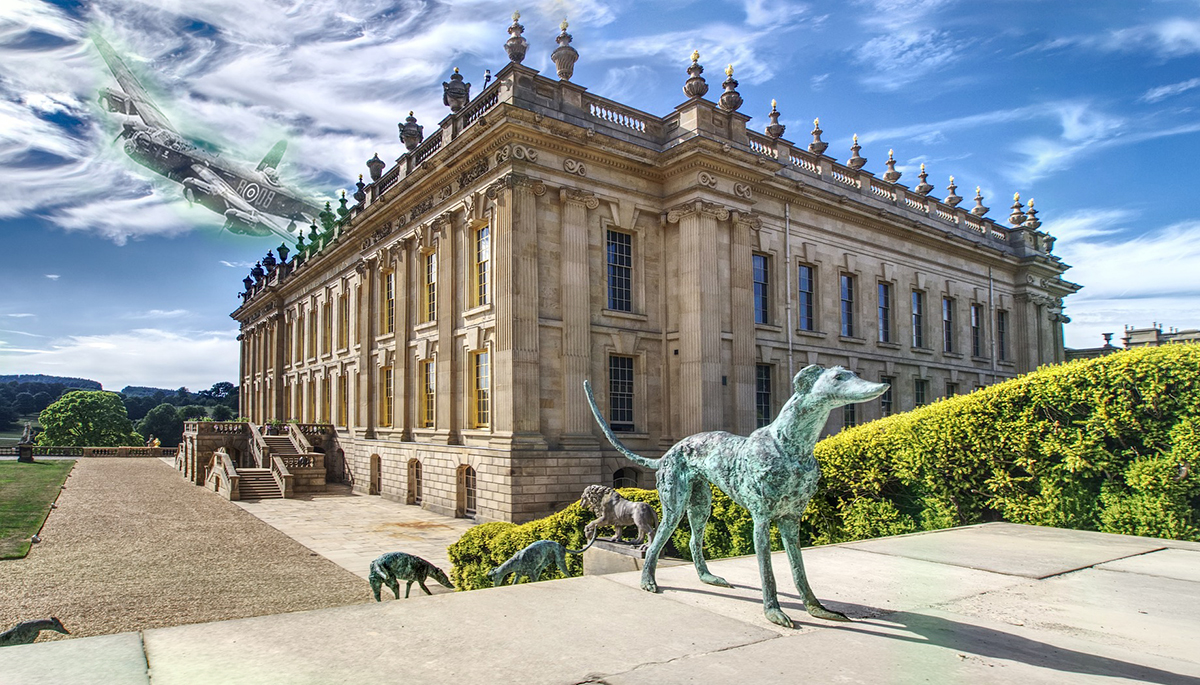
[237,468,282,499]
[262,434,300,456]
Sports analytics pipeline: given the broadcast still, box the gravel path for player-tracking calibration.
[0,459,372,640]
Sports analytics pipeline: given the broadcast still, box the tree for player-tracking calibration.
[211,404,235,421]
[178,404,209,420]
[136,404,185,448]
[32,392,52,412]
[0,401,16,431]
[14,392,35,415]
[37,391,142,447]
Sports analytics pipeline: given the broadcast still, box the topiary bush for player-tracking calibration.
[449,345,1200,590]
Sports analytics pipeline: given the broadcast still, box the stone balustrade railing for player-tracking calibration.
[3,445,177,458]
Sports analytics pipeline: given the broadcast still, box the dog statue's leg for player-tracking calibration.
[641,468,688,593]
[753,516,792,627]
[778,518,849,622]
[418,579,432,595]
[686,482,732,588]
[404,580,413,599]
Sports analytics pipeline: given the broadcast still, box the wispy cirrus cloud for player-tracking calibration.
[1030,17,1200,59]
[1140,77,1200,103]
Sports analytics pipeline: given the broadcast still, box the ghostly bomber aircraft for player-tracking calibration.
[94,35,319,242]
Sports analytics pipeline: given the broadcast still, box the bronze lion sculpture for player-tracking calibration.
[579,484,657,548]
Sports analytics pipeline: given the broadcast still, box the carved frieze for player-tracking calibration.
[408,196,435,223]
[560,188,600,209]
[497,144,538,165]
[563,158,587,176]
[697,171,718,188]
[360,223,393,251]
[457,156,490,187]
[485,173,547,199]
[666,200,730,223]
[733,183,753,200]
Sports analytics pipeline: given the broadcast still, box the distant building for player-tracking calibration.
[1066,324,1200,361]
[230,18,1079,522]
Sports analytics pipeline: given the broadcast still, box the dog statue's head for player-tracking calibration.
[792,365,889,407]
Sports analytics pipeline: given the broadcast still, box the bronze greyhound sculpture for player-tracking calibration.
[585,365,888,627]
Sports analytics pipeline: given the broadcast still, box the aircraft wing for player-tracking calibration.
[93,35,178,133]
[190,164,297,243]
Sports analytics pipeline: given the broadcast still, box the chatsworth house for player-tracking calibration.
[209,16,1079,522]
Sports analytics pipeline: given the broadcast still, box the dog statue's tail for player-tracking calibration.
[583,380,661,470]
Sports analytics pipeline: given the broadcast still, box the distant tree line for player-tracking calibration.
[0,379,239,444]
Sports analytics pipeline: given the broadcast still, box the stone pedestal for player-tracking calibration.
[583,540,685,576]
[16,444,33,463]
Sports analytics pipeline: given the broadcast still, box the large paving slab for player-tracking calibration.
[943,564,1200,664]
[1096,548,1200,583]
[603,545,1028,633]
[233,484,474,586]
[0,632,150,685]
[607,607,1200,685]
[841,522,1166,578]
[140,575,777,685]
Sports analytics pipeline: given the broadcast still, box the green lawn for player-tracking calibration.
[0,460,75,559]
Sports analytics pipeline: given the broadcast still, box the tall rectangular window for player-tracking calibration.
[423,252,437,323]
[911,290,925,348]
[971,304,983,357]
[420,359,435,428]
[946,381,959,397]
[840,274,855,337]
[914,378,928,406]
[608,355,635,432]
[322,301,332,355]
[338,294,349,350]
[294,314,303,363]
[383,271,395,334]
[338,374,348,428]
[997,310,1009,361]
[843,403,857,429]
[321,374,331,422]
[606,230,632,312]
[354,286,362,345]
[798,264,815,331]
[308,313,317,358]
[877,282,892,343]
[474,224,490,307]
[880,376,894,416]
[942,297,955,353]
[472,350,490,428]
[379,367,393,427]
[307,378,315,422]
[752,254,770,325]
[755,364,772,428]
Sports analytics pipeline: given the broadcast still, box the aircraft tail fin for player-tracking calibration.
[256,140,287,171]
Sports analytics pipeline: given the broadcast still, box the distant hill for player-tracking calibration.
[0,374,102,390]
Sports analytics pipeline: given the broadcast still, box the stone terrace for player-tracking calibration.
[4,523,1199,684]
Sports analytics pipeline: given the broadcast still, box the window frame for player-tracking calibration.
[880,376,895,416]
[971,303,983,357]
[471,349,490,429]
[997,310,1009,361]
[877,282,892,343]
[608,354,635,432]
[840,273,855,338]
[379,366,393,427]
[473,223,490,307]
[419,359,435,428]
[798,263,816,332]
[752,253,770,325]
[422,251,437,323]
[755,364,773,428]
[606,229,633,313]
[942,296,955,353]
[914,378,928,406]
[911,290,926,349]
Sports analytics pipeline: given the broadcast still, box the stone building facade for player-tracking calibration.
[232,20,1079,523]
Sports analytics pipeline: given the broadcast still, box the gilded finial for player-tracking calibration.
[358,173,363,181]
[949,175,954,183]
[1027,198,1035,208]
[771,98,777,108]
[453,67,459,73]
[814,117,819,127]
[561,18,568,31]
[1013,191,1020,202]
[512,10,520,21]
[341,189,346,198]
[725,64,734,77]
[691,49,699,62]
[409,110,414,116]
[920,163,926,172]
[888,148,894,158]
[853,133,859,144]
[976,185,981,194]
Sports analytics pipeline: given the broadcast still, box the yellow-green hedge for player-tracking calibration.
[449,345,1200,590]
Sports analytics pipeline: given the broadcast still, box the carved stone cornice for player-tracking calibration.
[485,172,547,199]
[559,187,599,209]
[666,199,730,224]
[495,144,538,165]
[732,210,762,230]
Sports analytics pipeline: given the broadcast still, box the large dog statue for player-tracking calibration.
[585,365,888,627]
[579,484,657,548]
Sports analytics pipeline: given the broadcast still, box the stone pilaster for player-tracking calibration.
[730,212,757,434]
[395,240,412,440]
[434,215,457,443]
[359,256,378,437]
[560,187,600,448]
[668,200,728,434]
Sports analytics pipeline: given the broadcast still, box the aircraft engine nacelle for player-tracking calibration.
[99,87,139,117]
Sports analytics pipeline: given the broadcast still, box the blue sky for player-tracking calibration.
[1,0,1198,390]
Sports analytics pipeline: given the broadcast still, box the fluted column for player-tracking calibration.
[669,200,727,434]
[560,188,599,448]
[434,217,457,443]
[359,257,378,437]
[395,241,412,440]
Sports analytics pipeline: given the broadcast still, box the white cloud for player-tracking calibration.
[6,313,35,318]
[1032,17,1200,60]
[219,260,255,268]
[122,309,191,319]
[741,0,807,28]
[1140,77,1200,103]
[810,73,829,91]
[0,328,240,390]
[854,30,967,91]
[44,274,60,280]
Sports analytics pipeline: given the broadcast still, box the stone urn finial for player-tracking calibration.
[683,50,708,98]
[718,64,742,111]
[971,186,990,216]
[765,99,786,139]
[277,242,290,264]
[354,174,366,203]
[945,176,962,206]
[883,148,901,182]
[505,11,529,64]
[366,153,385,181]
[1008,192,1027,226]
[443,68,471,112]
[251,261,265,283]
[809,117,828,155]
[847,134,866,170]
[262,250,277,274]
[338,190,350,219]
[1023,198,1041,229]
[399,112,424,151]
[551,19,579,81]
[915,163,933,195]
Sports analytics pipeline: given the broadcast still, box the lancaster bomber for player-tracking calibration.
[94,35,319,242]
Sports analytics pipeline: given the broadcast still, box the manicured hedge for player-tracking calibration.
[449,345,1200,590]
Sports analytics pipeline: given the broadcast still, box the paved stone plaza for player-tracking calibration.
[4,522,1198,684]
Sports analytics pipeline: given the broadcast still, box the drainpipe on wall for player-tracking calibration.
[988,266,997,383]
